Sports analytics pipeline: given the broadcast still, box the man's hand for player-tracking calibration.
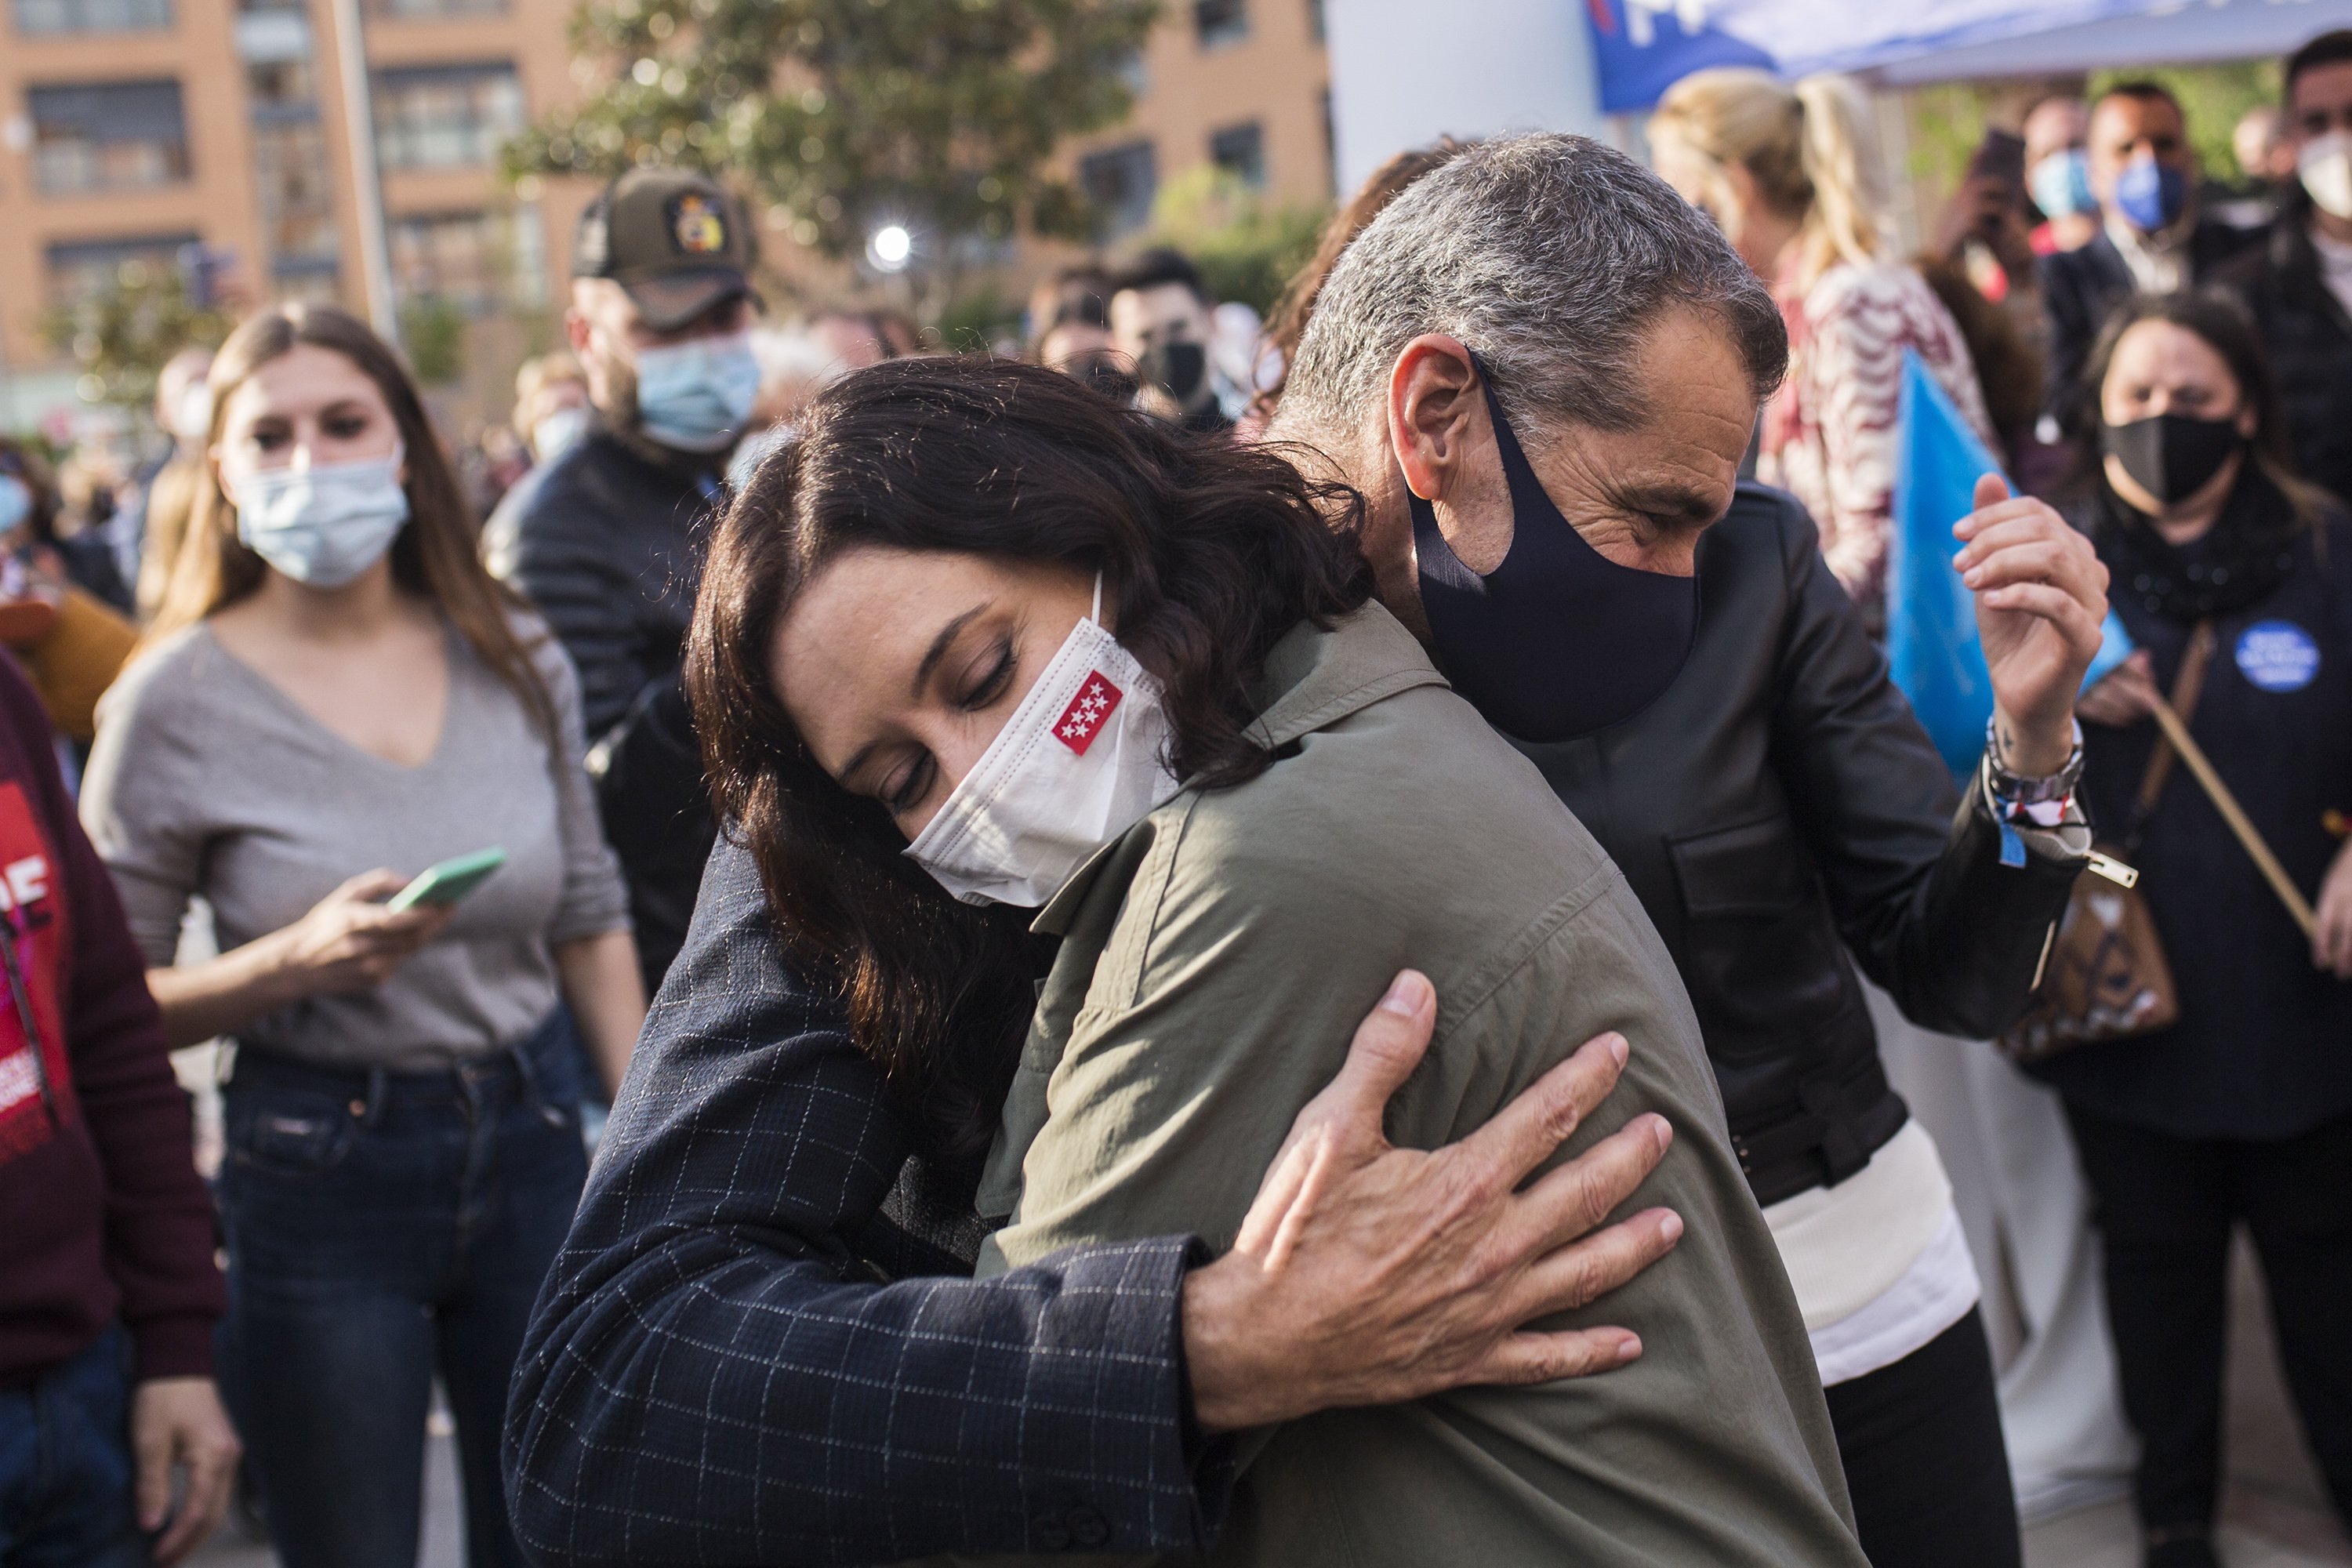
[131,1375,240,1566]
[1180,970,1682,1434]
[1954,473,2111,775]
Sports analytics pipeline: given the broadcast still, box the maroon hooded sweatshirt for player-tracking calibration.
[0,651,221,1388]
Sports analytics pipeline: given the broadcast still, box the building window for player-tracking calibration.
[253,121,341,275]
[11,0,168,34]
[45,233,199,307]
[247,58,321,119]
[390,208,546,310]
[28,81,190,194]
[1209,122,1265,188]
[1080,140,1157,238]
[368,0,506,20]
[1193,0,1247,49]
[372,63,524,170]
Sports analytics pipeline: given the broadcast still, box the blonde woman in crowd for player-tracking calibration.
[1651,70,1996,624]
[79,303,643,1568]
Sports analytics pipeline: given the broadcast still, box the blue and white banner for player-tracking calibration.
[1586,0,2186,112]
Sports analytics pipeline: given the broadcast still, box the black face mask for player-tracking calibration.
[1410,372,1700,743]
[2100,412,2243,507]
[1138,341,1207,406]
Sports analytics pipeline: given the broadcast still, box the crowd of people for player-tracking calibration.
[2,29,2350,1568]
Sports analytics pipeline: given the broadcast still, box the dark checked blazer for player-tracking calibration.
[503,837,1233,1565]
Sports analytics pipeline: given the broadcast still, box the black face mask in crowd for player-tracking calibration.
[1410,372,1700,743]
[2101,412,2243,508]
[1138,341,1208,406]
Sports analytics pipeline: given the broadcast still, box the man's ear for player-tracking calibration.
[564,307,593,358]
[1386,336,1484,503]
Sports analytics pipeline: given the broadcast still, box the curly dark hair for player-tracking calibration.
[689,355,1374,1160]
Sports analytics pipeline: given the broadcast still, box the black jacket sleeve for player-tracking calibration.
[504,839,1229,1566]
[1766,508,2083,1040]
[2038,245,2103,426]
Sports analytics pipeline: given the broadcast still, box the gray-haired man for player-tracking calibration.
[1269,133,2107,1568]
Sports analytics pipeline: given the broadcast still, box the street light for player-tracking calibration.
[867,223,913,273]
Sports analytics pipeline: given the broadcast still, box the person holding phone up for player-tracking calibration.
[78,303,644,1568]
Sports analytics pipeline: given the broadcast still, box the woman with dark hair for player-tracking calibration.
[2054,290,2352,1567]
[78,303,644,1568]
[688,354,1868,1566]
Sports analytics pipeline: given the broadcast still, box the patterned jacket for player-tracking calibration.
[503,837,1230,1565]
[1759,259,1994,615]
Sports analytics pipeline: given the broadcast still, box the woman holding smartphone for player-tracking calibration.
[79,303,644,1568]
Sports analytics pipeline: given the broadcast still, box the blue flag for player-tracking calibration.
[1887,350,2003,779]
[1887,353,2136,778]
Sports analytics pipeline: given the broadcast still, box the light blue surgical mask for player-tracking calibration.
[229,441,410,589]
[633,332,760,453]
[2028,149,2095,220]
[0,475,30,536]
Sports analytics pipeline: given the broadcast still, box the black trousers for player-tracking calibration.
[1823,1307,2022,1568]
[2065,1103,2352,1536]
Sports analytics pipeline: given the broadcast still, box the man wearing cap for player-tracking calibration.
[487,169,762,995]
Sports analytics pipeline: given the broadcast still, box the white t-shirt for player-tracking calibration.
[1760,1120,1981,1387]
[2311,227,2352,323]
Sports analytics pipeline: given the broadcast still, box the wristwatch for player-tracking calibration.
[1982,717,2085,808]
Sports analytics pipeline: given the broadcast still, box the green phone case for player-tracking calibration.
[385,847,508,913]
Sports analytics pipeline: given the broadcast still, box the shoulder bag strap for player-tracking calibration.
[2125,619,2216,840]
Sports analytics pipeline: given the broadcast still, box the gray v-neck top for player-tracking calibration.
[79,615,630,1071]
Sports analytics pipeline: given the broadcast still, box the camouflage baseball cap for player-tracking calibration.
[572,168,757,332]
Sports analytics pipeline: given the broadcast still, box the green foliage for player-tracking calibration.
[39,263,234,414]
[935,284,1018,352]
[400,296,469,386]
[1900,82,1993,208]
[1144,165,1327,314]
[506,0,1158,273]
[2088,60,2283,182]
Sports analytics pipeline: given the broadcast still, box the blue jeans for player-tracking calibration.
[0,1327,147,1568]
[217,1016,586,1568]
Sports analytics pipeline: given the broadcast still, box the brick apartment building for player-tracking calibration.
[0,0,1330,437]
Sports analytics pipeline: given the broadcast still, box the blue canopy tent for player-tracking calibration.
[1584,0,2352,111]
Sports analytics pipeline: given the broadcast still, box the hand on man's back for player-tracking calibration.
[1181,968,1684,1433]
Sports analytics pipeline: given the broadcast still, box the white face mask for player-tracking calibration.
[903,577,1181,907]
[2300,129,2352,221]
[227,441,410,590]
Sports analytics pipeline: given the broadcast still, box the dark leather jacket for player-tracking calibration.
[2215,204,2352,507]
[2038,218,2267,421]
[485,420,723,993]
[1508,484,2085,1206]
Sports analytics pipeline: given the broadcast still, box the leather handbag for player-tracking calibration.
[1996,624,2215,1063]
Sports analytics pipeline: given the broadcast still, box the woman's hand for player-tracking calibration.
[148,869,457,1047]
[266,869,456,1000]
[1179,970,1682,1434]
[2077,648,2160,728]
[1955,474,2111,775]
[2312,839,2352,979]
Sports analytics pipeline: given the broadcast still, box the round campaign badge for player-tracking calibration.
[2234,619,2321,693]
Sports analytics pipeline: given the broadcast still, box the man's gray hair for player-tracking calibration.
[1280,132,1787,443]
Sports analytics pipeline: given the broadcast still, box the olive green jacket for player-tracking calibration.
[971,604,1866,1567]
